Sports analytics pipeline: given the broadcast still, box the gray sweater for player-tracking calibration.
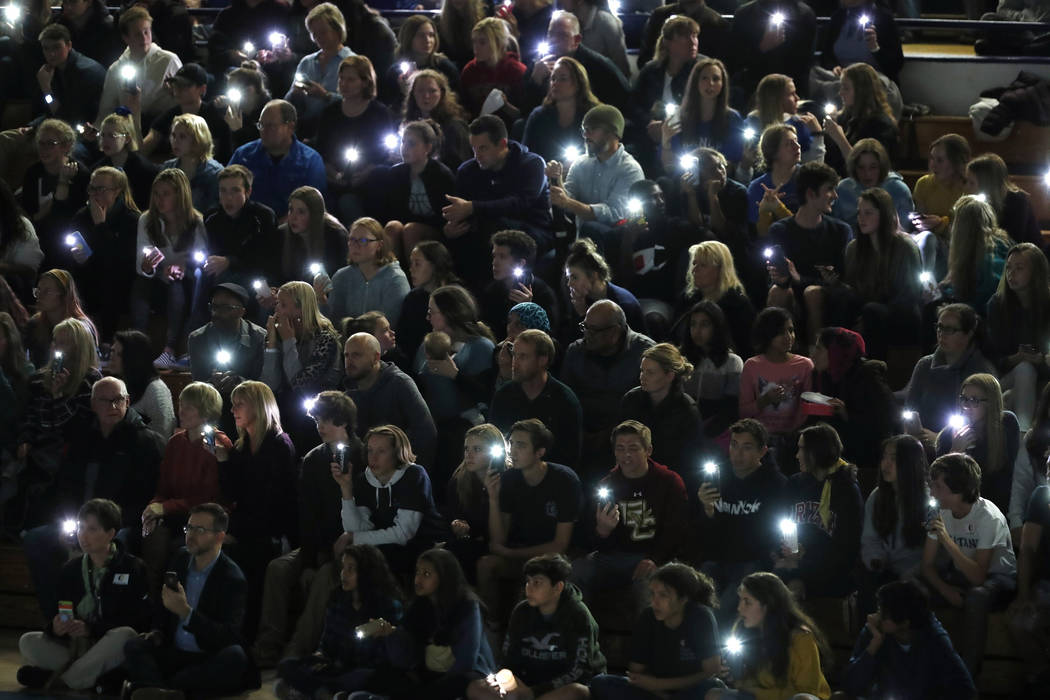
[324,262,411,327]
[345,361,437,468]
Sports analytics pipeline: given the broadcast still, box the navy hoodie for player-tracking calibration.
[454,140,552,232]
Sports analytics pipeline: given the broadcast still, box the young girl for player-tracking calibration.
[21,269,98,368]
[381,14,459,109]
[133,168,208,369]
[444,424,506,582]
[678,301,743,440]
[276,543,404,698]
[666,58,745,174]
[276,186,349,296]
[823,63,898,174]
[965,152,1042,250]
[941,195,1011,310]
[860,435,930,614]
[912,133,970,277]
[324,218,410,328]
[746,73,824,172]
[90,110,159,211]
[162,114,223,214]
[830,138,913,234]
[398,241,461,362]
[590,563,722,700]
[746,125,801,236]
[220,61,272,151]
[403,69,473,170]
[708,571,832,700]
[987,243,1050,432]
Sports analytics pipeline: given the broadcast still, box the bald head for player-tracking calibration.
[582,300,626,355]
[344,332,382,383]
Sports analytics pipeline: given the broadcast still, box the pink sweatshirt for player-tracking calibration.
[739,354,814,434]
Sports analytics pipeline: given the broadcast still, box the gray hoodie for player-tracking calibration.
[346,362,437,468]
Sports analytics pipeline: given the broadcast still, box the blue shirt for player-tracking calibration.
[228,137,327,217]
[286,46,355,122]
[162,158,224,214]
[174,553,220,653]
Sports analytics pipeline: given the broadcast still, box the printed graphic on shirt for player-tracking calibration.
[757,375,803,416]
[620,497,656,541]
[793,500,837,535]
[714,498,766,515]
[521,632,567,661]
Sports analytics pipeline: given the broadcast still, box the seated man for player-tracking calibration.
[186,283,267,390]
[467,554,605,700]
[480,230,560,341]
[547,105,644,261]
[442,115,552,290]
[1009,479,1050,691]
[33,24,106,127]
[842,579,976,700]
[343,333,437,468]
[228,99,326,219]
[141,63,233,161]
[478,419,582,625]
[922,452,1017,676]
[697,419,786,622]
[17,498,150,692]
[95,6,182,128]
[490,329,582,468]
[123,503,257,698]
[560,300,655,475]
[570,420,687,615]
[765,161,852,347]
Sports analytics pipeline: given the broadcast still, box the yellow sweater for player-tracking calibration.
[913,174,966,235]
[739,629,831,700]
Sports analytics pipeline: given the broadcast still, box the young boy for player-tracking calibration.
[468,554,605,700]
[922,452,1017,675]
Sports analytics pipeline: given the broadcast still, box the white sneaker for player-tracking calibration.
[152,351,178,369]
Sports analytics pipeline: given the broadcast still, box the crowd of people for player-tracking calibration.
[0,0,1048,698]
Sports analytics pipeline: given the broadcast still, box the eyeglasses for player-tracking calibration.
[87,185,118,194]
[208,302,244,312]
[256,121,289,131]
[348,237,379,246]
[92,395,127,408]
[38,139,68,149]
[183,525,221,535]
[935,323,964,335]
[958,394,988,406]
[100,131,127,140]
[579,322,618,334]
[33,287,62,299]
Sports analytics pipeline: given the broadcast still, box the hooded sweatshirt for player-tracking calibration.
[502,583,607,695]
[783,468,863,591]
[591,460,688,563]
[700,461,787,564]
[346,361,437,468]
[340,464,444,547]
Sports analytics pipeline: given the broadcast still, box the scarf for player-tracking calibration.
[818,459,848,531]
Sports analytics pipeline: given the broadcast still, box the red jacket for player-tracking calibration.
[460,53,526,117]
[150,428,233,515]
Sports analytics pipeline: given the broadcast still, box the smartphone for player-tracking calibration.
[52,350,64,375]
[58,600,74,623]
[354,619,384,638]
[201,425,216,449]
[513,266,534,287]
[333,443,350,474]
[764,245,789,277]
[488,447,506,473]
[163,571,179,591]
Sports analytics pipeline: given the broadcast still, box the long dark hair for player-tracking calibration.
[417,547,480,623]
[430,285,494,342]
[873,435,929,548]
[678,300,731,366]
[413,240,460,289]
[991,243,1050,350]
[680,58,731,147]
[851,188,901,301]
[113,329,157,404]
[342,543,403,612]
[734,572,830,683]
[651,562,717,609]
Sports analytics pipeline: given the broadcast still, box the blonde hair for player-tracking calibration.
[179,381,223,424]
[145,168,202,251]
[37,118,75,149]
[100,111,139,152]
[653,14,699,65]
[365,424,416,467]
[755,73,792,129]
[758,123,797,172]
[841,63,894,124]
[306,2,347,43]
[966,153,1022,218]
[960,373,1006,475]
[338,55,377,100]
[171,113,214,162]
[685,240,745,300]
[277,280,336,343]
[90,166,140,214]
[230,380,282,451]
[451,423,506,507]
[472,17,508,66]
[947,195,1012,303]
[349,217,397,267]
[641,343,694,387]
[51,317,99,399]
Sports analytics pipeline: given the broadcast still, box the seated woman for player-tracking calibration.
[666,59,746,178]
[261,281,343,448]
[522,56,598,165]
[285,2,355,136]
[678,149,750,263]
[331,425,444,577]
[162,114,224,214]
[438,0,486,70]
[216,380,299,639]
[380,120,457,262]
[904,303,996,442]
[561,238,645,346]
[460,17,525,122]
[705,572,831,700]
[817,0,904,87]
[220,61,272,152]
[823,63,899,175]
[831,138,914,234]
[589,563,722,699]
[633,15,698,156]
[966,152,1043,250]
[936,373,1022,523]
[987,243,1050,432]
[678,301,743,441]
[414,285,496,483]
[68,167,140,344]
[809,327,894,469]
[109,330,175,438]
[837,187,922,360]
[912,133,970,279]
[619,343,701,472]
[381,14,460,110]
[16,498,150,692]
[398,241,461,362]
[132,168,208,369]
[776,422,863,599]
[744,73,825,174]
[859,435,931,615]
[276,543,404,698]
[445,424,506,583]
[939,195,1011,311]
[21,270,98,369]
[89,110,159,212]
[746,124,801,237]
[322,217,409,328]
[140,381,231,582]
[403,69,473,170]
[678,240,756,358]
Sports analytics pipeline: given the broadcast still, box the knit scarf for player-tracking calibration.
[818,460,848,530]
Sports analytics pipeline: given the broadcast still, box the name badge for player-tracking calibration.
[113,573,130,585]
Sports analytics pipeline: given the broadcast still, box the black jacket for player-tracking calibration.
[379,159,456,230]
[819,4,904,85]
[91,152,160,213]
[219,429,299,545]
[638,1,731,68]
[36,49,107,125]
[203,200,281,285]
[49,543,151,639]
[53,0,122,66]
